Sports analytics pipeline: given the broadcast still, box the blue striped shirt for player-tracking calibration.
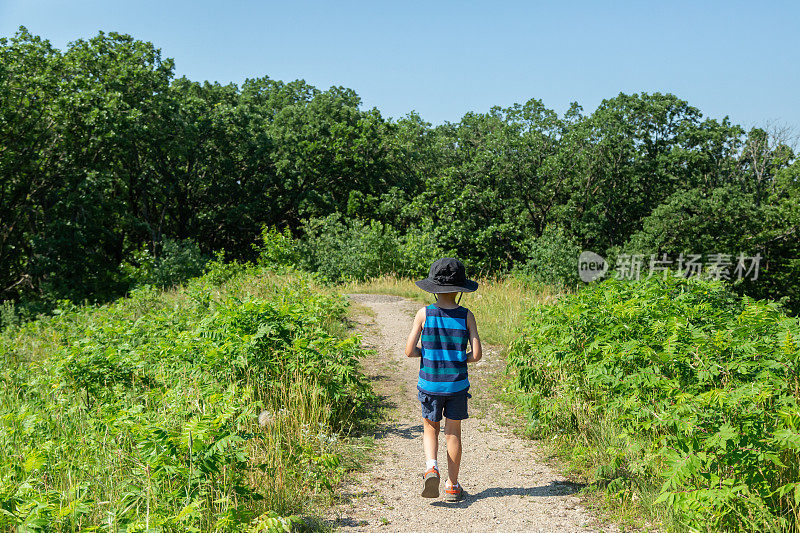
[418,304,470,395]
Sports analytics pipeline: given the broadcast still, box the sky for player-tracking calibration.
[1,0,798,130]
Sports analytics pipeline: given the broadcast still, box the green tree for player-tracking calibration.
[0,29,62,301]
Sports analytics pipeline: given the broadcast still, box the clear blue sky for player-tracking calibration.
[1,0,798,130]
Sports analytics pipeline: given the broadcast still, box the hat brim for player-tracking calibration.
[414,279,479,294]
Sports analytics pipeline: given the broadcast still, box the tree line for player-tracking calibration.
[1,27,798,316]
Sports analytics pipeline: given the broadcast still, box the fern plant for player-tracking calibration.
[508,272,800,531]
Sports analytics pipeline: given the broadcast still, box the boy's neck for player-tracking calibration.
[434,293,460,309]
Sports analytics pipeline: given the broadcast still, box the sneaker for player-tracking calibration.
[444,482,464,502]
[421,466,440,498]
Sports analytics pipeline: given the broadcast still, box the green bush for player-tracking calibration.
[514,224,582,288]
[396,224,445,279]
[296,216,446,282]
[507,272,800,531]
[299,214,402,282]
[255,226,302,272]
[122,238,209,289]
[198,250,250,287]
[0,300,18,331]
[0,267,373,530]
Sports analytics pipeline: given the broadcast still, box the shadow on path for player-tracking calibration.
[329,516,369,528]
[430,481,586,508]
[375,423,423,440]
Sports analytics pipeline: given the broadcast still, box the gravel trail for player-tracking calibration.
[327,294,614,532]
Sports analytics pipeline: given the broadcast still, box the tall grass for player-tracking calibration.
[343,274,563,347]
[0,263,374,531]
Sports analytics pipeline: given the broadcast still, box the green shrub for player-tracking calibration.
[198,250,250,287]
[514,225,582,288]
[0,268,373,530]
[0,300,19,331]
[255,226,301,272]
[507,272,800,531]
[396,224,445,279]
[122,238,209,289]
[299,214,402,282]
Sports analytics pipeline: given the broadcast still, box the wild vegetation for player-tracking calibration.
[2,27,799,321]
[507,272,800,531]
[0,258,374,531]
[3,25,800,533]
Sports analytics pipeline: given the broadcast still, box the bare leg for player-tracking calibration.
[443,418,462,486]
[422,418,440,465]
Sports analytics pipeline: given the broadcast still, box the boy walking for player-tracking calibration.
[404,257,482,502]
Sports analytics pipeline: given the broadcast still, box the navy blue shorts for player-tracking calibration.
[418,389,471,422]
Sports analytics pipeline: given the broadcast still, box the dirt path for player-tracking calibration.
[327,294,615,532]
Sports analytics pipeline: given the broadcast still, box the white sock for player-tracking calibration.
[426,459,438,470]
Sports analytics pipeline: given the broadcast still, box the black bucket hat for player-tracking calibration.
[415,257,479,294]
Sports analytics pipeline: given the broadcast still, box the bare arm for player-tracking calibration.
[405,307,426,358]
[465,310,482,363]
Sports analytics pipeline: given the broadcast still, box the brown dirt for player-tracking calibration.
[326,294,618,532]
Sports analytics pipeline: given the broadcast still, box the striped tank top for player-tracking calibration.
[417,304,470,395]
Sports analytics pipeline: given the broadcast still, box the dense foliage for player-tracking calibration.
[2,27,799,317]
[0,261,374,531]
[507,273,800,531]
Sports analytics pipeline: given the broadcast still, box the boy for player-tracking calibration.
[404,257,482,502]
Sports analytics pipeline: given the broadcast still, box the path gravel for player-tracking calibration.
[327,294,617,532]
